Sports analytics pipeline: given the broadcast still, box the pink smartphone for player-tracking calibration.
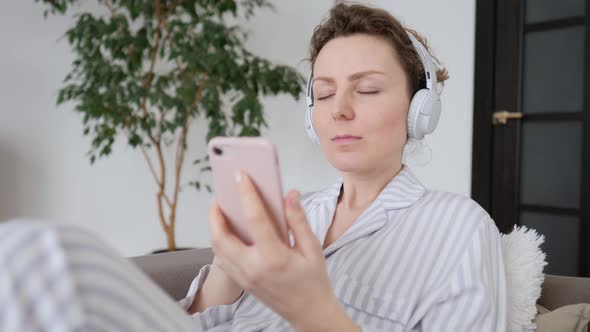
[208,136,288,245]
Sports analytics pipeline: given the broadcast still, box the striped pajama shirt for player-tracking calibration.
[1,167,507,331]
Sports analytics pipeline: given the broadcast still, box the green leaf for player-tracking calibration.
[37,0,303,194]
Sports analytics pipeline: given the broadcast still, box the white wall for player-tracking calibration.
[0,0,476,256]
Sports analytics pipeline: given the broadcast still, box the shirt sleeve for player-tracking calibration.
[418,219,508,331]
[177,264,244,330]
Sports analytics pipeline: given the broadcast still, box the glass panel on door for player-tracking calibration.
[522,26,585,114]
[520,122,583,209]
[526,0,585,23]
[521,211,580,276]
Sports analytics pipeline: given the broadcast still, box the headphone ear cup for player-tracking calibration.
[407,89,441,140]
[425,93,442,134]
[305,104,320,144]
[408,89,428,140]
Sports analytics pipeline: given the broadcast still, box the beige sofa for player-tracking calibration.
[131,248,590,324]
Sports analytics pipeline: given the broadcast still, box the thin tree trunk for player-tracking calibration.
[165,218,176,251]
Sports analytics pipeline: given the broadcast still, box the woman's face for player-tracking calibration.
[312,34,411,175]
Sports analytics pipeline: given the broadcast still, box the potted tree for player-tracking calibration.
[37,0,304,251]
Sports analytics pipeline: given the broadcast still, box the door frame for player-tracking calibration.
[471,0,590,276]
[471,0,496,215]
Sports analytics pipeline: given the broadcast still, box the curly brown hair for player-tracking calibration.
[309,2,449,97]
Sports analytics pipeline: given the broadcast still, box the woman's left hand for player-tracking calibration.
[209,170,358,331]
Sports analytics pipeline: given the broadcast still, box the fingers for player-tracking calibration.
[235,170,281,247]
[209,200,248,264]
[284,190,321,256]
[211,254,248,291]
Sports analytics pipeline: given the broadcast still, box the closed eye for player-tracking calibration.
[317,91,378,100]
[316,94,334,101]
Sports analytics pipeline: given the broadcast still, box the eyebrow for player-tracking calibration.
[313,70,386,84]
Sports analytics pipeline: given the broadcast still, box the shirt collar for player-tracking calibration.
[312,166,427,211]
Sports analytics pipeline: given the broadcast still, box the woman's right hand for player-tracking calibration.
[187,206,244,314]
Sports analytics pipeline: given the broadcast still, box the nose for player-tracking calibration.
[332,92,355,121]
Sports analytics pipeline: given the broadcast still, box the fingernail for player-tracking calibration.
[234,169,243,183]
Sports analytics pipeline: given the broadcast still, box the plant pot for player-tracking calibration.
[150,247,195,254]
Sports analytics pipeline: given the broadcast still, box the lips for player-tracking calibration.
[331,134,363,145]
[332,134,362,140]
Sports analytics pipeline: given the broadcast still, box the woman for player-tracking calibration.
[0,3,506,332]
[181,3,507,332]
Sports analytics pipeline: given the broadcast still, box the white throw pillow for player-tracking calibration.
[502,225,548,332]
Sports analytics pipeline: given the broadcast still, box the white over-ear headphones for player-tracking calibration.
[305,31,441,144]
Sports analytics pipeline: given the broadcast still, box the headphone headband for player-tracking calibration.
[405,31,437,90]
[306,71,314,108]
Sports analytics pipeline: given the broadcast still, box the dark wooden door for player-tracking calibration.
[472,0,590,276]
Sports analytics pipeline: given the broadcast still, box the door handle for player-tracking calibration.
[492,110,524,126]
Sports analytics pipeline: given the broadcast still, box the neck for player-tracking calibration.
[338,162,404,211]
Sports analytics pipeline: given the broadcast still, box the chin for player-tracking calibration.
[324,147,402,175]
[326,153,374,173]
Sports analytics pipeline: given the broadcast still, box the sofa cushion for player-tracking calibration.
[539,275,590,310]
[131,248,214,301]
[535,303,590,332]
